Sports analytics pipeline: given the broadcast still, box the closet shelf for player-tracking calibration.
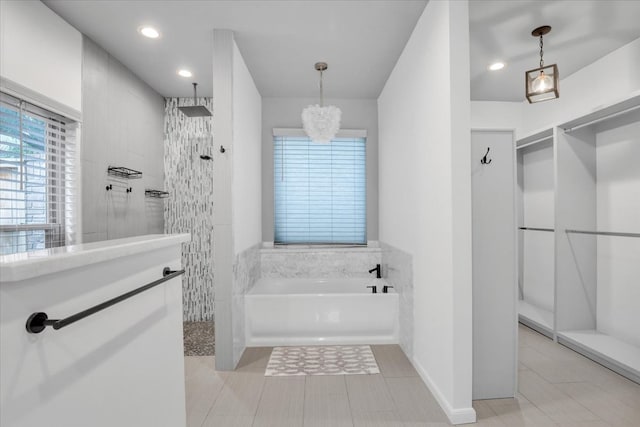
[108,166,142,179]
[519,227,554,232]
[565,229,640,238]
[145,189,169,199]
[557,330,640,384]
[559,92,640,132]
[516,127,553,149]
[518,300,554,338]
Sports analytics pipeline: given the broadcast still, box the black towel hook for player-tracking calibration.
[480,147,492,165]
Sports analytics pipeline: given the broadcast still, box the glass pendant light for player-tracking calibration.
[525,26,559,103]
[301,62,341,143]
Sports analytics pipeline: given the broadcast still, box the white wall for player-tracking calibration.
[233,43,262,254]
[378,0,474,424]
[212,30,263,370]
[471,101,523,137]
[261,97,378,242]
[0,0,82,118]
[82,36,165,244]
[520,142,555,312]
[595,112,640,347]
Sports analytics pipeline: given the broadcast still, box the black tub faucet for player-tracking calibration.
[369,264,381,279]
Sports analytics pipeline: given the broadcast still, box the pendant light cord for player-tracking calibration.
[319,69,324,107]
[539,34,544,68]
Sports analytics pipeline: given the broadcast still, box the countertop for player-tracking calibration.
[0,234,190,282]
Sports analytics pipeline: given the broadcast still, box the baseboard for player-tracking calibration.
[246,335,399,347]
[412,357,477,425]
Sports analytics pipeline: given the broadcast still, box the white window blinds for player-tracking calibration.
[274,131,366,245]
[0,92,78,255]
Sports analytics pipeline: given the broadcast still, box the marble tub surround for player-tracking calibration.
[164,97,214,321]
[380,241,414,358]
[232,243,262,366]
[260,242,382,278]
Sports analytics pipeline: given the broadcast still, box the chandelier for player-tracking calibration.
[525,26,559,103]
[302,62,341,143]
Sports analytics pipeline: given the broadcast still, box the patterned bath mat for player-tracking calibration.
[265,345,380,376]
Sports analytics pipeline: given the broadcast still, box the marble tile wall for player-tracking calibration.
[260,245,382,279]
[380,241,414,358]
[164,97,215,321]
[232,243,261,366]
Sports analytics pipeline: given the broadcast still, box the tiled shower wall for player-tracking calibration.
[381,241,414,358]
[164,97,215,321]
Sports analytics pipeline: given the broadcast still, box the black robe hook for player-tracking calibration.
[480,147,492,165]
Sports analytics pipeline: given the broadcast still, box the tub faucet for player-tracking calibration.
[369,264,381,279]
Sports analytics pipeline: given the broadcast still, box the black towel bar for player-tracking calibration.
[25,267,185,334]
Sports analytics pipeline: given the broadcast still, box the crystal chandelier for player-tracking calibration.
[525,26,559,103]
[302,62,341,143]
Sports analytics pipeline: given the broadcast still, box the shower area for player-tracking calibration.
[164,96,215,356]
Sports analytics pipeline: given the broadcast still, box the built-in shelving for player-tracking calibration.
[516,128,553,150]
[516,128,556,338]
[559,91,640,132]
[557,331,640,384]
[566,229,640,238]
[107,166,142,179]
[552,91,640,385]
[145,189,170,199]
[518,300,554,338]
[519,227,554,233]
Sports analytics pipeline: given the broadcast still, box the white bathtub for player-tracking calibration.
[245,277,399,346]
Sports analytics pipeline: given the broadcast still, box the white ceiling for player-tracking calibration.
[470,0,640,101]
[43,0,428,99]
[43,0,640,102]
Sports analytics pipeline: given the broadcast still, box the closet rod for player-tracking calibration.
[566,229,640,238]
[516,136,553,150]
[563,104,640,133]
[519,227,554,232]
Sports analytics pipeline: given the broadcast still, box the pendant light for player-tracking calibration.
[525,26,559,103]
[301,62,341,143]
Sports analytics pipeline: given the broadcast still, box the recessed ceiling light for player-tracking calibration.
[138,26,160,39]
[489,62,505,71]
[178,69,193,78]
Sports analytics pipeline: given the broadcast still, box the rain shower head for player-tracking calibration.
[178,83,212,117]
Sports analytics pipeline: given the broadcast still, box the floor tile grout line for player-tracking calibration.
[190,356,220,427]
[343,374,360,426]
[250,367,268,427]
[301,375,306,426]
[518,350,605,424]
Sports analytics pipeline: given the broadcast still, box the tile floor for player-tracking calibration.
[184,325,640,426]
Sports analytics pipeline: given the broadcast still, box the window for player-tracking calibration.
[0,93,77,255]
[274,129,366,245]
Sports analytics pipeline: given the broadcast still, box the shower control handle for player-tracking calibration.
[366,285,377,294]
[383,285,394,294]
